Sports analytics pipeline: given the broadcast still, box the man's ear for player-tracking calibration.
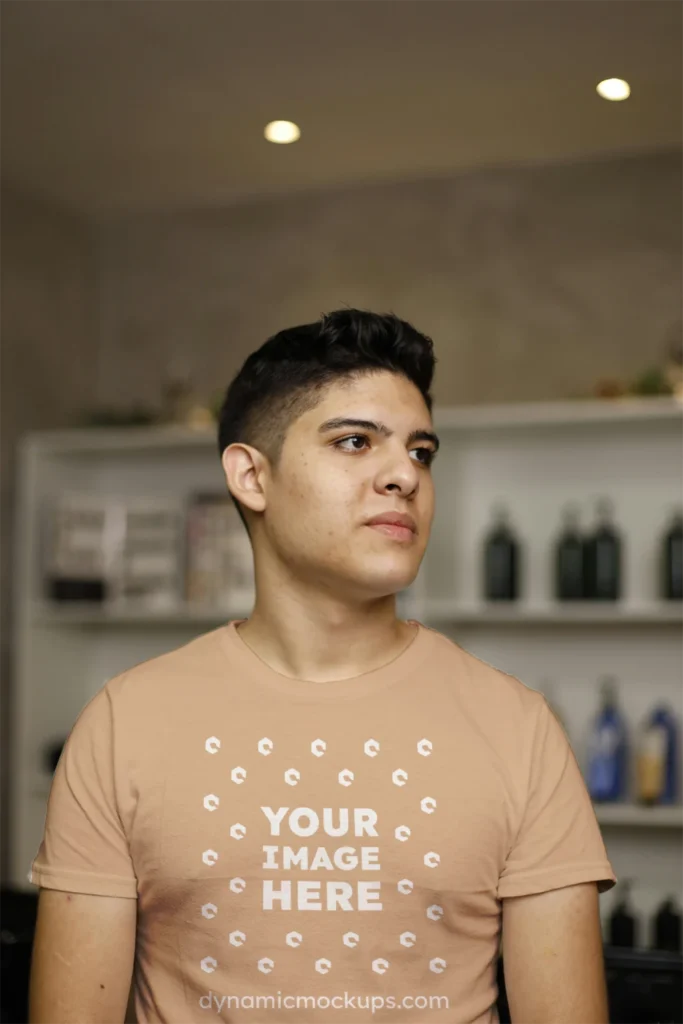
[221,443,268,515]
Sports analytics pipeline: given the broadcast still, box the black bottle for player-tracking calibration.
[554,504,584,600]
[661,509,683,601]
[43,738,65,774]
[608,879,637,947]
[651,897,682,953]
[483,503,519,601]
[583,497,621,601]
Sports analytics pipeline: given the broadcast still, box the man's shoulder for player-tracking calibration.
[422,622,545,714]
[104,624,228,703]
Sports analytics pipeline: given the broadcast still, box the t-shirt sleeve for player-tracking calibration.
[497,693,617,899]
[28,684,138,899]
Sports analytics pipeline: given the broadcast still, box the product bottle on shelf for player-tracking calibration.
[42,738,66,774]
[635,704,678,806]
[650,896,682,953]
[607,879,638,948]
[583,497,622,601]
[483,502,520,602]
[554,503,584,601]
[661,508,683,601]
[586,675,628,802]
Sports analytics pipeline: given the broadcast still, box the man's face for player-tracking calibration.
[257,370,437,600]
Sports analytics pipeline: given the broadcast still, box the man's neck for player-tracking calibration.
[235,600,416,683]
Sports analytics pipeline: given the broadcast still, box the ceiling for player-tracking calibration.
[1,0,681,217]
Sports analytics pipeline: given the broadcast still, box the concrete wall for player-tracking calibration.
[1,147,681,883]
[96,149,682,411]
[0,185,98,881]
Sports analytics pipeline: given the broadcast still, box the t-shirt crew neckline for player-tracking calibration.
[218,618,433,702]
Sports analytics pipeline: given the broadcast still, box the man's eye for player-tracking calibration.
[412,447,436,466]
[334,434,369,452]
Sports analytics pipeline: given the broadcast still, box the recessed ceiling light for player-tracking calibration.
[264,120,301,144]
[596,78,631,101]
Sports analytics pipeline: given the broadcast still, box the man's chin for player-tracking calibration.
[350,563,419,599]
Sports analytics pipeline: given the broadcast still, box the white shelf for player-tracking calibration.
[594,804,683,828]
[31,600,682,629]
[20,395,683,456]
[433,395,682,431]
[32,601,251,628]
[22,423,217,455]
[424,601,682,626]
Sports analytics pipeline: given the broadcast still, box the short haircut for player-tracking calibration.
[217,308,436,529]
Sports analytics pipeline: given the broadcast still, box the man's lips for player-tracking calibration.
[368,522,415,541]
[365,512,417,540]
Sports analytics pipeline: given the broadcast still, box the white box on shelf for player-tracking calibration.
[185,492,255,610]
[42,491,124,602]
[105,497,186,610]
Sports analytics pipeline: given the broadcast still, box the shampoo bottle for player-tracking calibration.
[583,497,622,601]
[483,502,520,602]
[661,508,683,601]
[636,704,678,805]
[554,503,584,601]
[587,676,628,802]
[651,896,682,953]
[607,879,638,948]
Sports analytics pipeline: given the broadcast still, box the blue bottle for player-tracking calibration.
[636,705,678,805]
[587,676,628,802]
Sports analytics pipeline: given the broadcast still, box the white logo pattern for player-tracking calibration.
[201,734,446,975]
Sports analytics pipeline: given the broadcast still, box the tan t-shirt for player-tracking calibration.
[29,620,616,1023]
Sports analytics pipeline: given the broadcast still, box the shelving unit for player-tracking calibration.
[11,395,683,932]
[423,600,682,626]
[593,805,683,829]
[30,601,247,628]
[30,599,682,629]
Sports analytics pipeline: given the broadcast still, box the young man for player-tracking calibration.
[28,309,616,1024]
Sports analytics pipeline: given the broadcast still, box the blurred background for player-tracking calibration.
[1,1,682,1021]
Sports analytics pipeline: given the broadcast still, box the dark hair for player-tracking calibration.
[217,308,436,529]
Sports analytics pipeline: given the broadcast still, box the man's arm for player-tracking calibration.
[501,881,609,1024]
[29,888,137,1023]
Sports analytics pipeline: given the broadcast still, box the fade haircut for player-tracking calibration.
[217,308,436,530]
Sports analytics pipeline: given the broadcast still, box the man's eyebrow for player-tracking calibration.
[317,417,440,452]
